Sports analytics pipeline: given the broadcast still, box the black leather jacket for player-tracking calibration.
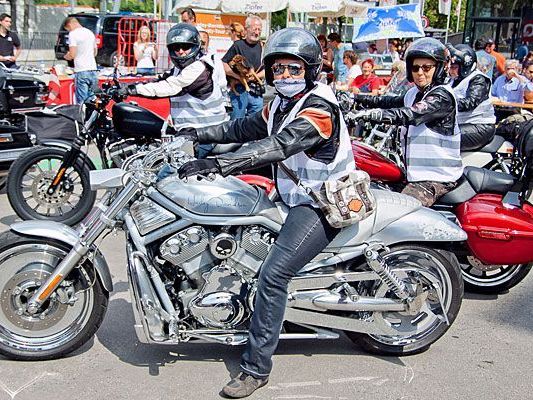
[195,91,341,176]
[357,84,457,136]
[451,73,492,114]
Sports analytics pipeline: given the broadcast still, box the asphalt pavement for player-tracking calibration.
[0,189,531,400]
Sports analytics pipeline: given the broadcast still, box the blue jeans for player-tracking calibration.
[230,85,263,120]
[240,205,340,378]
[74,70,98,104]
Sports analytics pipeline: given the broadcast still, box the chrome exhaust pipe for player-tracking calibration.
[289,290,407,312]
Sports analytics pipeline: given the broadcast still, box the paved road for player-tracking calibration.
[0,190,531,400]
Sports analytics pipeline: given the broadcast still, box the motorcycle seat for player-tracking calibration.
[464,166,515,194]
[477,135,505,153]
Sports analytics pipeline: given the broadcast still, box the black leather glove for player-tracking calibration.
[352,108,383,122]
[178,159,220,178]
[117,84,137,97]
[175,127,198,140]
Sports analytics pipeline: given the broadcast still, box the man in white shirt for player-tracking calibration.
[64,17,98,103]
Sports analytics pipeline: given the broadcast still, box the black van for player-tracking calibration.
[54,13,148,67]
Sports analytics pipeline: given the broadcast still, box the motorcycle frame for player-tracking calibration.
[13,142,466,341]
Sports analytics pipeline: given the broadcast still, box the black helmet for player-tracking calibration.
[447,43,477,81]
[263,28,322,86]
[405,37,449,86]
[166,23,201,68]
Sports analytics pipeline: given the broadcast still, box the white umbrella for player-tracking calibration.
[173,0,222,11]
[220,0,288,13]
[287,0,345,14]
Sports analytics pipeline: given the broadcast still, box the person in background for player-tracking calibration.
[180,7,196,24]
[317,34,333,74]
[492,59,533,104]
[401,38,413,59]
[447,43,496,151]
[222,15,265,119]
[63,17,97,104]
[475,38,496,80]
[516,41,529,63]
[229,22,245,42]
[368,43,378,54]
[0,13,20,68]
[349,58,382,95]
[523,61,533,103]
[486,39,505,76]
[327,32,348,84]
[522,51,533,70]
[381,60,412,96]
[385,39,400,62]
[134,26,157,75]
[342,50,361,88]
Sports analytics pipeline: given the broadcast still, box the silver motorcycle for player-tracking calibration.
[0,138,467,360]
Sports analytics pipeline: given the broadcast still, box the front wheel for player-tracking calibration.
[7,146,96,226]
[345,245,463,356]
[0,231,109,360]
[460,256,532,294]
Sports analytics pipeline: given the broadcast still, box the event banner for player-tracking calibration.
[352,3,425,42]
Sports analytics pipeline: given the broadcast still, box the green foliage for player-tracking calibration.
[424,0,467,32]
[271,9,287,31]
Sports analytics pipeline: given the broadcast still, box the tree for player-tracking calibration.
[8,0,17,31]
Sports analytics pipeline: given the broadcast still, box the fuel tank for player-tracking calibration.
[112,102,163,140]
[157,174,278,216]
[352,142,404,183]
[456,193,533,265]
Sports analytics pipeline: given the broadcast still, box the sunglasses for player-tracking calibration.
[173,43,194,52]
[271,63,305,76]
[412,64,436,73]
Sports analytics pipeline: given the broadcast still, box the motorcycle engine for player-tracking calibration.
[159,225,275,329]
[108,139,139,167]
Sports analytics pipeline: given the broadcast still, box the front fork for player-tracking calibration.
[46,136,86,196]
[26,180,140,314]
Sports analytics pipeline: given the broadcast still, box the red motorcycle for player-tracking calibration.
[239,134,533,294]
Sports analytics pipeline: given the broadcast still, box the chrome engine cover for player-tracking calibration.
[130,197,176,235]
[189,264,248,329]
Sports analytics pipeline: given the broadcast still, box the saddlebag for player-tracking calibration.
[455,193,533,265]
[26,105,82,142]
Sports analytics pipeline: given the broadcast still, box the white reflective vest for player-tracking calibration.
[402,85,463,183]
[267,83,356,207]
[453,71,496,125]
[170,54,229,129]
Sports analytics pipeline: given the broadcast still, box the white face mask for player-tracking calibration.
[273,78,307,98]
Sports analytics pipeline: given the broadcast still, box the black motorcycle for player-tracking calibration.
[7,81,167,226]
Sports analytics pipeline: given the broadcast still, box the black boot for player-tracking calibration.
[222,372,269,398]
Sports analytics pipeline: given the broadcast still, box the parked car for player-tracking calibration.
[54,13,153,67]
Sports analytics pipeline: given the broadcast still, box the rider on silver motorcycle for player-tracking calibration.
[352,37,464,207]
[176,27,355,398]
[447,43,496,151]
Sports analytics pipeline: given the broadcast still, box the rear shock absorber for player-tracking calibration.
[364,245,410,301]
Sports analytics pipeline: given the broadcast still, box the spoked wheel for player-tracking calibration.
[460,256,532,294]
[345,245,463,356]
[0,231,108,360]
[7,146,96,226]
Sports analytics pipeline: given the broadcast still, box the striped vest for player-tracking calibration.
[267,83,356,207]
[170,55,229,129]
[453,70,496,125]
[403,85,463,183]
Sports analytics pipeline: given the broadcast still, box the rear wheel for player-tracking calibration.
[345,245,463,356]
[460,256,532,294]
[7,146,96,226]
[0,231,108,360]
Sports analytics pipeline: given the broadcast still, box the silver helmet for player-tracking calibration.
[263,28,322,86]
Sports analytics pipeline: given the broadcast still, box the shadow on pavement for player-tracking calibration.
[96,297,403,378]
